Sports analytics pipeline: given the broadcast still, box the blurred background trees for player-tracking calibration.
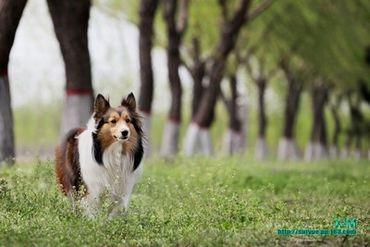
[137,0,159,157]
[0,0,369,164]
[0,0,27,165]
[47,0,94,136]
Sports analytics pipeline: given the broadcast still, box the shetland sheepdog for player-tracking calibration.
[55,93,144,217]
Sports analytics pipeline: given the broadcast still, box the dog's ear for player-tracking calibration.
[94,94,110,118]
[121,92,136,111]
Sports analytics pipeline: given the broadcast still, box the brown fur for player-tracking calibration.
[97,106,140,155]
[55,128,85,195]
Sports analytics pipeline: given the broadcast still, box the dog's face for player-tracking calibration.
[93,93,141,150]
[105,107,132,141]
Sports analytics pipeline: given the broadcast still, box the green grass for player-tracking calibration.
[0,157,369,246]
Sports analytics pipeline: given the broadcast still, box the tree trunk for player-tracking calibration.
[257,78,267,138]
[0,73,15,165]
[341,129,352,159]
[161,0,187,157]
[138,0,159,157]
[0,0,28,165]
[229,75,241,132]
[190,64,205,119]
[277,66,303,160]
[255,78,268,160]
[184,0,251,156]
[184,123,213,156]
[222,75,247,155]
[189,38,206,120]
[304,82,329,161]
[329,97,341,158]
[349,99,364,160]
[47,0,93,136]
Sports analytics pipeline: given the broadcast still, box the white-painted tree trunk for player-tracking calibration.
[340,147,350,159]
[61,94,92,137]
[277,137,300,160]
[160,120,180,157]
[341,148,365,160]
[184,122,200,156]
[222,129,245,155]
[199,127,213,156]
[223,97,248,155]
[0,74,15,165]
[255,137,268,160]
[353,149,361,160]
[304,142,328,161]
[329,146,339,159]
[184,123,212,156]
[140,112,152,157]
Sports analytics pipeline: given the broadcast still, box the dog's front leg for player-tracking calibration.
[108,194,125,219]
[122,192,132,211]
[80,192,101,218]
[67,191,77,212]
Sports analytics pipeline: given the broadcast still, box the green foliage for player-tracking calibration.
[93,0,138,21]
[94,0,370,89]
[0,158,369,245]
[246,0,370,89]
[185,0,222,56]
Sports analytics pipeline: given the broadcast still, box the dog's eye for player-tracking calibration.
[126,119,130,123]
[110,119,117,124]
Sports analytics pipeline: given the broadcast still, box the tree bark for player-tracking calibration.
[161,0,188,156]
[47,0,93,136]
[255,77,268,160]
[304,82,329,160]
[348,97,364,159]
[138,0,158,114]
[341,128,352,159]
[229,75,241,132]
[164,0,184,122]
[138,0,159,157]
[0,0,28,165]
[189,38,206,120]
[329,96,341,158]
[257,78,267,138]
[222,74,247,155]
[277,63,303,160]
[0,74,15,165]
[282,71,302,139]
[190,63,205,120]
[311,85,328,145]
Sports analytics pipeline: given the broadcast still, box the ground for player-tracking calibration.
[0,157,369,246]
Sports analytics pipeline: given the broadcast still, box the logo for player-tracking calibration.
[276,217,357,236]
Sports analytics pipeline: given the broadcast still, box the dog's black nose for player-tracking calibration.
[121,130,129,138]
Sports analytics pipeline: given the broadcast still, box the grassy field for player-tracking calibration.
[0,157,369,246]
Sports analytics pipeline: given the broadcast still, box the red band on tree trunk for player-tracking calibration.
[230,128,242,135]
[193,121,208,130]
[0,68,8,77]
[66,88,93,96]
[139,109,152,115]
[169,117,180,124]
